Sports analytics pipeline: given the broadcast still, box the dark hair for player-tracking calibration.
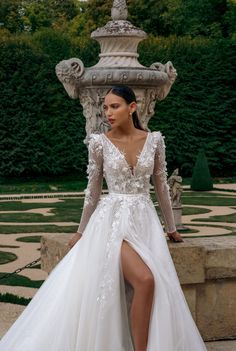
[106,85,145,131]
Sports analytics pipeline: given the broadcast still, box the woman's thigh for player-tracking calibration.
[120,240,154,289]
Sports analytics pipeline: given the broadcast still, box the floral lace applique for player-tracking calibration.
[96,193,153,318]
[102,133,154,195]
[78,130,176,235]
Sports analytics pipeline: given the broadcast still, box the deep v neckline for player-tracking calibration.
[102,132,150,175]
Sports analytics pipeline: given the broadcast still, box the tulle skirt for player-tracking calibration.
[0,192,207,351]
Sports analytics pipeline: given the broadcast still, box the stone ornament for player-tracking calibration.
[168,168,183,208]
[56,58,84,99]
[55,0,177,140]
[111,0,128,20]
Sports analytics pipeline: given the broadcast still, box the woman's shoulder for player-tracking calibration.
[151,130,164,140]
[150,131,166,154]
[89,132,102,140]
[88,133,103,154]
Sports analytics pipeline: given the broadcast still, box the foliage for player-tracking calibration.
[67,0,236,39]
[144,36,236,177]
[0,0,79,33]
[0,35,88,178]
[191,148,213,191]
[0,0,24,33]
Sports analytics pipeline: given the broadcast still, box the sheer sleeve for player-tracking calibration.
[77,134,103,234]
[151,132,176,234]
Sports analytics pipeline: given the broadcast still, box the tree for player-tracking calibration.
[0,0,79,33]
[23,0,79,32]
[68,0,236,39]
[191,149,213,191]
[68,0,112,36]
[0,0,24,33]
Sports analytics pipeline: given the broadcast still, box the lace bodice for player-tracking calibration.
[77,131,176,234]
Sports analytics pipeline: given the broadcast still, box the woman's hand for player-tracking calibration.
[67,233,82,250]
[167,230,184,243]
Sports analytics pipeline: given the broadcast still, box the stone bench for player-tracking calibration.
[41,235,236,341]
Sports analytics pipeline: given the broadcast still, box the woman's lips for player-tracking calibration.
[108,119,115,124]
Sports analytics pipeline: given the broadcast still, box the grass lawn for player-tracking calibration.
[0,193,234,234]
[0,177,88,194]
[0,272,44,288]
[0,198,216,224]
[183,223,236,236]
[192,212,236,223]
[182,191,236,197]
[182,196,236,206]
[0,245,19,248]
[0,225,77,234]
[0,198,84,223]
[0,292,31,305]
[182,206,211,215]
[0,251,17,265]
[16,236,41,243]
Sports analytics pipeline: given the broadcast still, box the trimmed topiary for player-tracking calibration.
[191,148,213,191]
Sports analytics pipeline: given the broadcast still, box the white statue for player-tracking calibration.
[168,168,183,207]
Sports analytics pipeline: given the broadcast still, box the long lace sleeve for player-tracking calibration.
[77,134,103,234]
[151,132,176,234]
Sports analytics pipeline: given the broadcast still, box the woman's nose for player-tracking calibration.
[106,108,112,117]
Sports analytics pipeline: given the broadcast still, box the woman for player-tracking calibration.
[0,86,207,351]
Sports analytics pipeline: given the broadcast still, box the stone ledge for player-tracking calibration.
[205,340,236,351]
[41,235,236,284]
[41,235,236,341]
[169,237,236,283]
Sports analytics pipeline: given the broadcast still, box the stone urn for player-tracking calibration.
[56,0,177,143]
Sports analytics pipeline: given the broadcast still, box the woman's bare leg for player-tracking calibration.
[121,241,154,351]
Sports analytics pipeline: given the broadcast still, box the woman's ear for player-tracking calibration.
[130,101,137,113]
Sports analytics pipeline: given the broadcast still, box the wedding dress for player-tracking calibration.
[0,131,207,351]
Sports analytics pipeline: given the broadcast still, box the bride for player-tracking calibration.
[0,85,207,351]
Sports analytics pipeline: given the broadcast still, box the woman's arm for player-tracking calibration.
[151,132,183,242]
[68,134,103,249]
[77,133,103,235]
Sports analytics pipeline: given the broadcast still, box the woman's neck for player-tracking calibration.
[108,124,138,138]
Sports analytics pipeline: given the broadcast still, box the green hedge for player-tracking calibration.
[0,30,235,178]
[191,148,213,191]
[142,36,236,176]
[0,33,88,178]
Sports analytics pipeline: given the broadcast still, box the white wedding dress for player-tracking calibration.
[0,131,207,351]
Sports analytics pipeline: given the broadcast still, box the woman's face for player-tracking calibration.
[103,93,136,128]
